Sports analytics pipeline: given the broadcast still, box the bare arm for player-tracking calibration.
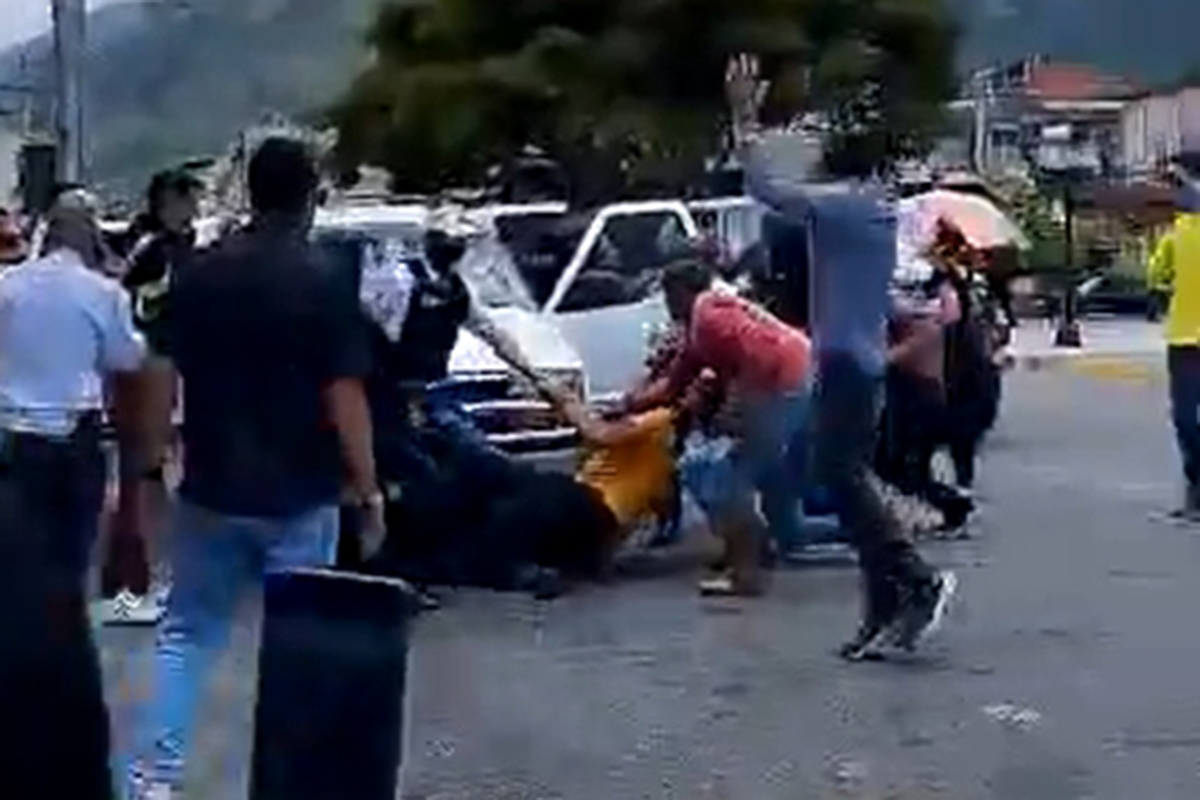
[887,316,942,366]
[726,54,817,221]
[538,382,646,447]
[324,378,379,501]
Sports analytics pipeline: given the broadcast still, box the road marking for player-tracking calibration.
[1066,358,1163,383]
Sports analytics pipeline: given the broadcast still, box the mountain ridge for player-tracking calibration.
[1,0,1197,190]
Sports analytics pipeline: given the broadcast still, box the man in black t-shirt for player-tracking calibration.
[127,139,384,799]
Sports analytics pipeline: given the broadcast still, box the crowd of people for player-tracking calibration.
[0,57,1017,800]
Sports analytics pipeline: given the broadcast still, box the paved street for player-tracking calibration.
[1008,318,1164,367]
[101,354,1200,799]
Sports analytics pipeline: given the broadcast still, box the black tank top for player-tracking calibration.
[387,258,471,386]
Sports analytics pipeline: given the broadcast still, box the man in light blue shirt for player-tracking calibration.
[728,56,955,659]
[0,189,146,799]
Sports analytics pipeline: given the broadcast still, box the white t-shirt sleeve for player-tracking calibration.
[98,282,147,373]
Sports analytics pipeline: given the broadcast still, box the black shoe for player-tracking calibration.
[1168,484,1200,522]
[838,620,889,662]
[939,494,976,533]
[414,587,442,612]
[891,571,958,652]
[513,565,564,601]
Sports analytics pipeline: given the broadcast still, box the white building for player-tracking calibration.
[1121,88,1200,179]
[0,127,21,207]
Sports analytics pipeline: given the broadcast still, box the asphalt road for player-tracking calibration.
[101,355,1200,799]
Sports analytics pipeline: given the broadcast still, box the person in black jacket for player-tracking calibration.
[331,216,559,596]
[100,168,203,627]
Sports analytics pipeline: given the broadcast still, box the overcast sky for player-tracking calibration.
[1,0,126,51]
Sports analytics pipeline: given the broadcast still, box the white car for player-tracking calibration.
[314,198,705,449]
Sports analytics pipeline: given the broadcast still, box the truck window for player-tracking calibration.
[494,212,581,308]
[558,212,690,313]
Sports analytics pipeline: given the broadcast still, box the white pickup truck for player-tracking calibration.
[314,199,705,452]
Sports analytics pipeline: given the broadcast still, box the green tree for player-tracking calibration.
[329,0,958,203]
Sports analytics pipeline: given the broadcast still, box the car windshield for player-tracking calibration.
[492,211,587,308]
[455,234,539,311]
[312,222,539,312]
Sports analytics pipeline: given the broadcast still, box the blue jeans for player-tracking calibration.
[1169,346,1200,489]
[677,384,810,550]
[129,501,339,791]
[741,387,811,551]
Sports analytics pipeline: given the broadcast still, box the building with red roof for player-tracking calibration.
[948,56,1139,178]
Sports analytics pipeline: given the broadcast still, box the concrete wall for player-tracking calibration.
[1121,89,1200,177]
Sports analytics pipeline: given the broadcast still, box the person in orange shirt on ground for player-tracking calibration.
[539,377,710,572]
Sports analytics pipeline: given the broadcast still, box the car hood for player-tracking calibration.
[448,307,582,374]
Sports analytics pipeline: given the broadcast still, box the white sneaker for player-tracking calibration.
[103,590,164,626]
[127,764,176,800]
[151,578,172,608]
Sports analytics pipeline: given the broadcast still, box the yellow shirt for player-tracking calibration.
[1149,212,1200,345]
[576,408,675,529]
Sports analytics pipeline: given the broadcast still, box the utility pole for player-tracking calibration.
[51,0,87,184]
[973,70,988,173]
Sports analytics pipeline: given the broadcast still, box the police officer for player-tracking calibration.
[337,208,546,571]
[0,189,147,798]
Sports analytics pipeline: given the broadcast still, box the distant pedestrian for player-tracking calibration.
[128,138,384,799]
[0,206,28,265]
[728,54,956,658]
[0,189,147,799]
[877,272,974,532]
[1148,172,1200,519]
[932,223,1001,493]
[100,167,203,626]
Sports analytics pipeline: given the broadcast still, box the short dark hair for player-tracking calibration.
[661,259,713,297]
[248,137,319,215]
[147,168,202,215]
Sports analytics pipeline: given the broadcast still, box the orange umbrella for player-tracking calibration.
[898,190,1030,252]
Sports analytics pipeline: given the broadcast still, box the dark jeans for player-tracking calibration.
[1169,345,1200,489]
[811,354,934,626]
[0,425,113,798]
[878,372,968,518]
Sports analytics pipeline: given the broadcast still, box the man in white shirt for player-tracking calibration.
[0,189,146,799]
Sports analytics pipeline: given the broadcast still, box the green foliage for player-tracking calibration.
[330,0,958,200]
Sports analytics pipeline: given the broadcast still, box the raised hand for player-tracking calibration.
[725,53,769,143]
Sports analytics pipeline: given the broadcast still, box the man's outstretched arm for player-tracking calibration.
[726,54,817,222]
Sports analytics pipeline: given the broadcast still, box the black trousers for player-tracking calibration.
[0,425,113,799]
[1169,345,1200,490]
[811,354,934,626]
[878,372,966,517]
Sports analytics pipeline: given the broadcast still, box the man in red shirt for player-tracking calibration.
[629,259,811,596]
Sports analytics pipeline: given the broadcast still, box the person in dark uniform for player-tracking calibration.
[101,168,203,626]
[333,210,548,576]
